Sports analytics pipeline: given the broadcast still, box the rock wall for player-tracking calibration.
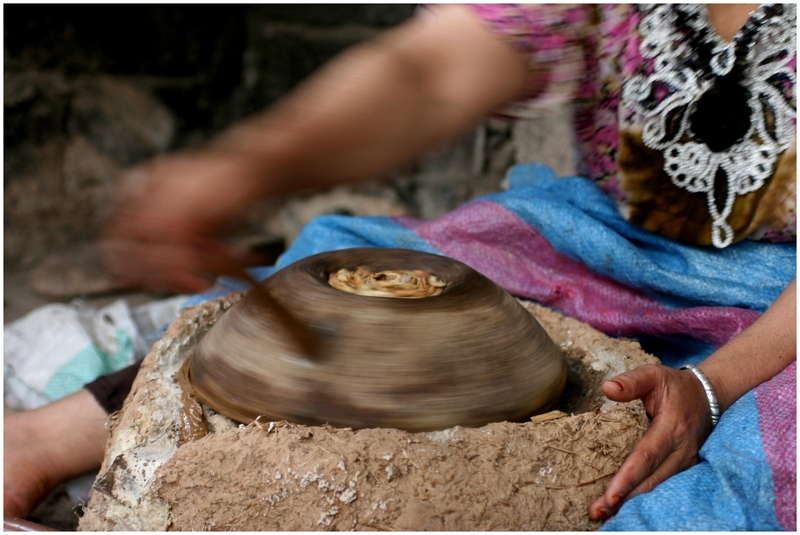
[5,5,576,270]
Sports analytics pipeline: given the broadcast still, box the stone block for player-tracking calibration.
[512,104,579,177]
[68,77,176,167]
[4,72,72,149]
[273,185,410,245]
[3,5,247,77]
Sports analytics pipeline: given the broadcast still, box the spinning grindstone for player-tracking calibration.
[187,248,568,432]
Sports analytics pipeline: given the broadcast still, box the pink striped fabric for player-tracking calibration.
[754,361,797,531]
[394,200,759,347]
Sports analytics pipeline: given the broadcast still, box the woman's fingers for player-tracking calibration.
[601,364,664,403]
[99,148,270,293]
[588,364,712,521]
[589,411,700,519]
[589,444,699,520]
[102,238,218,293]
[588,411,676,519]
[624,446,698,501]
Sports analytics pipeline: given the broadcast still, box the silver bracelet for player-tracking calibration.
[680,364,720,428]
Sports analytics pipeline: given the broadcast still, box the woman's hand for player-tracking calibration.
[99,5,528,294]
[100,148,270,293]
[588,364,713,521]
[589,280,795,521]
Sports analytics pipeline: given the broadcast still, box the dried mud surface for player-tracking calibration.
[155,405,649,531]
[78,296,658,532]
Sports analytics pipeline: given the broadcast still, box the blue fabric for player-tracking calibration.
[491,164,795,312]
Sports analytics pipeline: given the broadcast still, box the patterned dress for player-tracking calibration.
[469,4,796,247]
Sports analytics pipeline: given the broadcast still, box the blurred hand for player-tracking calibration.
[100,148,269,293]
[98,4,530,295]
[588,364,713,521]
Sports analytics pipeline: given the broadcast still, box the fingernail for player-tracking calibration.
[609,494,622,507]
[604,380,623,392]
[595,507,609,520]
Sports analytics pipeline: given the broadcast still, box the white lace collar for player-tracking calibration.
[622,4,796,247]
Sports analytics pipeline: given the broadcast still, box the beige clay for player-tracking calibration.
[78,293,657,531]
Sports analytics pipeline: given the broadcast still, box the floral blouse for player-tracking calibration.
[469,4,796,247]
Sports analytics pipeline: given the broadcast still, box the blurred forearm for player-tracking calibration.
[101,6,529,292]
[209,5,529,196]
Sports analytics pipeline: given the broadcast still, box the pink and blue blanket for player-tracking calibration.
[190,163,796,530]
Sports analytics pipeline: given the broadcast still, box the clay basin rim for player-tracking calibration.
[189,247,568,432]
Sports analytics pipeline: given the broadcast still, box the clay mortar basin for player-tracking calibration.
[190,248,568,431]
[78,294,659,531]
